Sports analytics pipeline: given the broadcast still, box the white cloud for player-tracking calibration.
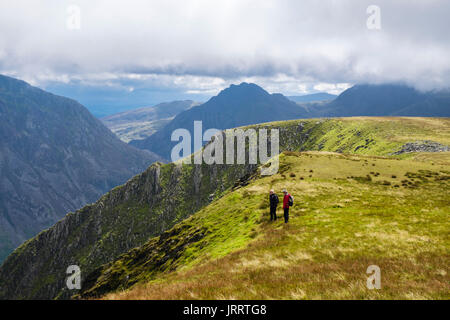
[0,0,449,95]
[313,83,352,95]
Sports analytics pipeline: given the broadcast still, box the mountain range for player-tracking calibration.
[315,83,450,117]
[129,83,450,160]
[0,75,161,262]
[130,83,313,159]
[0,75,449,299]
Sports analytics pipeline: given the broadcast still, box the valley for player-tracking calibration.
[101,100,199,143]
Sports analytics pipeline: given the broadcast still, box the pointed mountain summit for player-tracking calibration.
[131,82,312,159]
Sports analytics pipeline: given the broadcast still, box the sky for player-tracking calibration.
[0,0,449,116]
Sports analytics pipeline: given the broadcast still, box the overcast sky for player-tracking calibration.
[0,0,449,115]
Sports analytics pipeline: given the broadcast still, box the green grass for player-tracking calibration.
[5,117,449,300]
[253,117,450,156]
[83,150,449,300]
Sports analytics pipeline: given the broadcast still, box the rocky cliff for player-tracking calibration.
[0,158,256,299]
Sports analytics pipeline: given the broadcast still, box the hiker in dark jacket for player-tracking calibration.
[269,189,279,221]
[282,189,292,223]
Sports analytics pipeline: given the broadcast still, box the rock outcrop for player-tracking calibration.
[392,141,450,155]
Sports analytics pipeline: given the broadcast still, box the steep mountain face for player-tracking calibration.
[318,84,450,117]
[0,160,257,299]
[287,92,337,103]
[1,117,448,299]
[392,90,450,117]
[130,83,312,160]
[101,100,199,142]
[0,75,161,263]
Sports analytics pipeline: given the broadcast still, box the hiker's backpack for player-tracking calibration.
[288,195,294,207]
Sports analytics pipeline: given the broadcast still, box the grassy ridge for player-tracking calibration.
[3,117,449,300]
[269,117,450,156]
[84,150,449,299]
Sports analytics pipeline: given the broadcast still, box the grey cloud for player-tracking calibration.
[0,0,449,92]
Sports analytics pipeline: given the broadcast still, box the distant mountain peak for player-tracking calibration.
[130,82,312,159]
[232,82,261,88]
[217,82,269,97]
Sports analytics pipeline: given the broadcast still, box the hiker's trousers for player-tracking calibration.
[284,208,289,223]
[270,207,277,220]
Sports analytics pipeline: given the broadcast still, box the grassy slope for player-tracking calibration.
[80,117,449,300]
[273,117,450,156]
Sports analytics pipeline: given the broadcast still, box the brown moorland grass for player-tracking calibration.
[101,151,449,300]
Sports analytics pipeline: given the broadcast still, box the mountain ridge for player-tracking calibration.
[1,116,448,299]
[315,83,450,117]
[84,149,450,300]
[130,83,450,161]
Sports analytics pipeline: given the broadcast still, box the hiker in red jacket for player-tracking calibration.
[282,189,292,223]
